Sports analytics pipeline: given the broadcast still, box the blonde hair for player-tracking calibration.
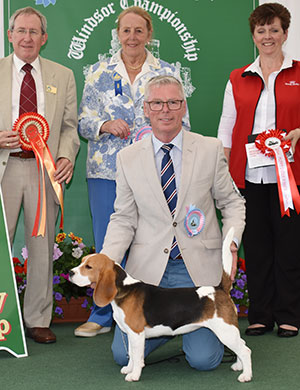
[144,75,185,100]
[117,6,153,38]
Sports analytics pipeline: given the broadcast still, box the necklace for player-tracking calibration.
[122,53,146,71]
[125,62,143,70]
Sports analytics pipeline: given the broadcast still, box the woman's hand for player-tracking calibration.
[100,119,131,139]
[0,130,20,149]
[284,128,300,153]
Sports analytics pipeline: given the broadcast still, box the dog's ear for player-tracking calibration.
[93,268,117,307]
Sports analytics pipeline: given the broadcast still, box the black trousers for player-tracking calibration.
[240,181,300,328]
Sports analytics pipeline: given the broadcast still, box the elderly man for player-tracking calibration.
[100,75,245,370]
[0,7,80,343]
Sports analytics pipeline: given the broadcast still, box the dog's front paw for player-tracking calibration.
[237,372,252,382]
[121,365,131,375]
[125,372,141,382]
[231,359,243,371]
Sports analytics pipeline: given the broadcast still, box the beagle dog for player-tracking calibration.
[69,228,252,383]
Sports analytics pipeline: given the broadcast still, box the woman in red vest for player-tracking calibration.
[218,3,300,337]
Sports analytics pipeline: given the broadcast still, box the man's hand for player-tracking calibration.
[54,158,73,184]
[0,130,20,149]
[230,241,238,282]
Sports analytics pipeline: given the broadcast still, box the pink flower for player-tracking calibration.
[53,243,63,261]
[21,246,28,261]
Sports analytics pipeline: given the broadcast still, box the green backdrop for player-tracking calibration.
[3,0,257,254]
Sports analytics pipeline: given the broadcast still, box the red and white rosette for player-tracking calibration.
[255,129,300,217]
[13,112,64,236]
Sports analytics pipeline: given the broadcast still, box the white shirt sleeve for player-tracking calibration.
[217,80,237,148]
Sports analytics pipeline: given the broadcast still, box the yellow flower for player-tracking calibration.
[56,232,66,243]
[68,232,82,243]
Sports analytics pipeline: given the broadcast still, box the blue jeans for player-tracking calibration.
[111,259,224,371]
[87,178,126,327]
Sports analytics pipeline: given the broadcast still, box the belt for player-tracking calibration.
[10,150,35,159]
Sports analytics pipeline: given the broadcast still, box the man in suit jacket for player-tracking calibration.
[0,7,80,343]
[101,75,245,370]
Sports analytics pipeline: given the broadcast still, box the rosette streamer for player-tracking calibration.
[255,129,300,217]
[13,113,64,236]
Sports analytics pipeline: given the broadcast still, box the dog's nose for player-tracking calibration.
[69,270,75,278]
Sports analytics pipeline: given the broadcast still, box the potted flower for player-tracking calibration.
[231,258,249,316]
[13,232,95,321]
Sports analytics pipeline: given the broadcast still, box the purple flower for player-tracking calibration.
[78,242,86,249]
[53,275,60,284]
[81,299,89,308]
[55,292,63,301]
[61,273,70,281]
[231,289,244,300]
[55,306,63,316]
[236,279,246,289]
[86,288,94,297]
[53,243,63,261]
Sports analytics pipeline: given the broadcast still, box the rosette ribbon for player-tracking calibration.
[255,129,300,217]
[13,113,64,236]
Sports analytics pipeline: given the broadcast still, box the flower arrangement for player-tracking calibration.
[13,232,95,319]
[231,258,249,315]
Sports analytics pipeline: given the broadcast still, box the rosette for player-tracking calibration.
[12,112,49,151]
[134,126,152,142]
[12,112,64,236]
[255,129,300,217]
[184,205,205,237]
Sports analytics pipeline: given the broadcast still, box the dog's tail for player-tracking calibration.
[221,227,235,293]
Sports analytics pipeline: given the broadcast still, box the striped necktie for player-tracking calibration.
[161,144,181,260]
[19,63,37,116]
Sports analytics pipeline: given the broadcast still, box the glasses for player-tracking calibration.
[13,28,42,37]
[146,100,184,111]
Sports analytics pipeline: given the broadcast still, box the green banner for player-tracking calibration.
[0,190,27,358]
[4,0,257,256]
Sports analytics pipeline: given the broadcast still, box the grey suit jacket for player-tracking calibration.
[0,53,80,182]
[102,131,245,287]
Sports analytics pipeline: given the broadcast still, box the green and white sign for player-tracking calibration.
[0,190,27,358]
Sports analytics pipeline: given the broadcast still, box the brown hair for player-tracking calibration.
[249,2,290,34]
[117,6,153,36]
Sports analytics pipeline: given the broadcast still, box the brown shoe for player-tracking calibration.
[26,327,56,344]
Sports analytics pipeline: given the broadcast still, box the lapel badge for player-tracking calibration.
[46,85,57,94]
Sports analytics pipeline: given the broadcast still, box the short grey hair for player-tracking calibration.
[144,75,185,101]
[9,6,47,35]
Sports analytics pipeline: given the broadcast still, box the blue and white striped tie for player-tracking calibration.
[161,144,181,260]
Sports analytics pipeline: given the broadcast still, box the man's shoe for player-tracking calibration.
[26,327,56,344]
[74,322,111,337]
[245,326,273,336]
[278,327,299,338]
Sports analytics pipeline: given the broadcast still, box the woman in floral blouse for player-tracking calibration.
[76,6,190,337]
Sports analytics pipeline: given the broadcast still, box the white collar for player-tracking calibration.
[109,48,160,69]
[244,54,294,77]
[152,130,183,155]
[13,53,41,74]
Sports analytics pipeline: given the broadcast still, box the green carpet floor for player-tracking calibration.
[1,318,300,390]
